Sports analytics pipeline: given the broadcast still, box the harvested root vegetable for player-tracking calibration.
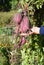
[13,13,22,24]
[18,37,26,48]
[19,16,29,33]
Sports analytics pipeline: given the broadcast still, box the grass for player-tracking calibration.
[0,11,15,27]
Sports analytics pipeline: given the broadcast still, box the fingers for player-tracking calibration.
[20,27,40,36]
[20,33,29,36]
[20,30,33,36]
[28,31,33,35]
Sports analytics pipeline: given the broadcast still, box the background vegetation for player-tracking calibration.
[0,0,44,65]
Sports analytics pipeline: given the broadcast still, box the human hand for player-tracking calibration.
[20,27,40,36]
[31,27,40,34]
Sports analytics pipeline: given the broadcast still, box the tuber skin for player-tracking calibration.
[12,12,22,37]
[13,11,31,48]
[18,14,30,47]
[13,13,22,24]
[19,16,29,33]
[15,25,20,37]
[18,36,26,48]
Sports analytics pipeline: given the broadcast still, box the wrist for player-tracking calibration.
[40,26,44,35]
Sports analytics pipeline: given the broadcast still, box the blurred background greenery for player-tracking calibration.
[0,0,44,65]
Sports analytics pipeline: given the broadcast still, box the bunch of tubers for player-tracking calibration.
[12,11,31,48]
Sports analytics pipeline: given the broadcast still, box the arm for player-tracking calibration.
[31,26,44,35]
[40,26,44,35]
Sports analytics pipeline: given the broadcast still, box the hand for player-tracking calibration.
[31,27,40,34]
[20,27,40,36]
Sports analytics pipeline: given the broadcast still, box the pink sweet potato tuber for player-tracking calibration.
[19,16,29,33]
[18,37,26,48]
[13,13,22,24]
[13,11,31,48]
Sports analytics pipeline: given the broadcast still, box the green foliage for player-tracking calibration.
[11,0,18,10]
[19,0,44,9]
[0,11,14,26]
[21,38,44,65]
[0,0,44,11]
[0,0,44,65]
[0,47,10,65]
